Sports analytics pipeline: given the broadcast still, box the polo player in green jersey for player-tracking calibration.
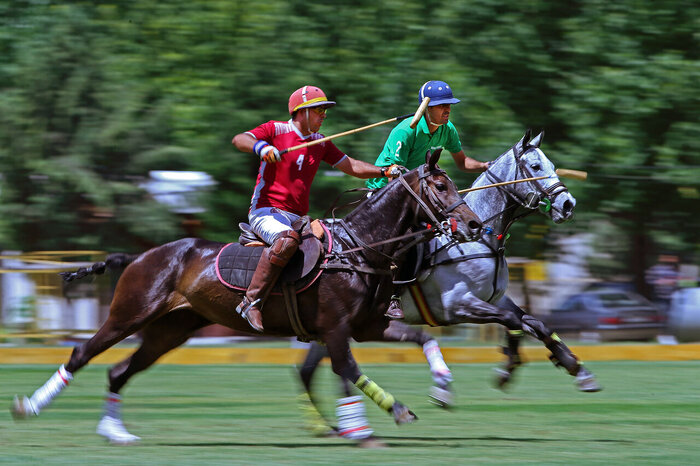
[367,80,490,318]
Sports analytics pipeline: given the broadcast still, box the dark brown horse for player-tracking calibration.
[11,150,482,444]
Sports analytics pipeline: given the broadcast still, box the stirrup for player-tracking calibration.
[236,298,263,331]
[385,297,404,319]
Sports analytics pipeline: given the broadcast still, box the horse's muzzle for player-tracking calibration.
[452,218,482,242]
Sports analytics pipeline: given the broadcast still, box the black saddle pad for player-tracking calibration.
[215,233,326,294]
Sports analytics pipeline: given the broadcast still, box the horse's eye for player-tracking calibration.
[531,164,542,171]
[435,183,448,192]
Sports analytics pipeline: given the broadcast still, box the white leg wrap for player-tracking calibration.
[423,340,452,385]
[336,396,373,440]
[28,364,73,414]
[97,392,141,444]
[103,392,123,419]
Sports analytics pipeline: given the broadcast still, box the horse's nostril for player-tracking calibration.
[468,220,482,233]
[563,200,573,217]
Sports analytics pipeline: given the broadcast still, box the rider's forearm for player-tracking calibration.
[462,157,489,172]
[338,157,385,179]
[232,133,257,154]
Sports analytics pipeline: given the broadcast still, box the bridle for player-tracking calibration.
[479,143,569,225]
[399,164,467,238]
[326,164,468,265]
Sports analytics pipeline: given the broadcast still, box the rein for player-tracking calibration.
[323,165,465,275]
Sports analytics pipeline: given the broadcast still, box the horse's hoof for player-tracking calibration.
[391,402,417,424]
[357,436,387,449]
[493,368,513,390]
[10,395,37,420]
[97,416,141,445]
[428,385,453,409]
[316,426,340,438]
[575,368,602,393]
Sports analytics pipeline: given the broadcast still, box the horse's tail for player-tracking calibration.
[59,253,140,282]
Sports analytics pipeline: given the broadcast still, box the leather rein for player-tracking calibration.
[322,165,466,275]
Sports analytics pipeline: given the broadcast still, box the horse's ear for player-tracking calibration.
[519,129,532,150]
[427,148,442,170]
[529,130,545,148]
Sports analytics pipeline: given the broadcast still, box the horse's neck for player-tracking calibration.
[343,186,416,257]
[467,172,517,241]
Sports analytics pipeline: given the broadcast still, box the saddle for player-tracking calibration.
[215,217,330,341]
[216,217,328,292]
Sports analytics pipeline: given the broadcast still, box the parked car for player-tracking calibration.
[667,287,700,342]
[542,287,666,341]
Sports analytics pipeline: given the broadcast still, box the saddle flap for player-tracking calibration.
[279,232,322,284]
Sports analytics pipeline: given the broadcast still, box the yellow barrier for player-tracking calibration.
[0,344,698,365]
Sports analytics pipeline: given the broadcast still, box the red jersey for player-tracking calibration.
[246,120,347,216]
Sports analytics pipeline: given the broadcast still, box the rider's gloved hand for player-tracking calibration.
[254,140,281,163]
[381,164,404,180]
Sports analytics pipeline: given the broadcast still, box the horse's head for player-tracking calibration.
[486,130,576,224]
[400,149,482,241]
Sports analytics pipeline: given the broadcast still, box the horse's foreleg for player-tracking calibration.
[520,314,601,392]
[491,297,526,389]
[96,308,209,444]
[493,296,601,392]
[324,326,417,427]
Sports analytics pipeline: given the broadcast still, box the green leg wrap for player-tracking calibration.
[297,392,332,435]
[355,375,395,413]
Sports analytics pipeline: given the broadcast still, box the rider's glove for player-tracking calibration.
[254,140,281,163]
[380,164,403,180]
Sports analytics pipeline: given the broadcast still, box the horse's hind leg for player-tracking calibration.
[97,308,209,444]
[297,342,338,436]
[12,265,175,419]
[494,296,601,392]
[12,313,157,420]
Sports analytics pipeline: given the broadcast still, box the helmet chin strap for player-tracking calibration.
[425,109,444,128]
[304,108,313,135]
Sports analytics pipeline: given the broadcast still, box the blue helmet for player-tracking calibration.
[419,80,460,106]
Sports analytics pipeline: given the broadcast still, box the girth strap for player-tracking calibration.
[282,283,312,342]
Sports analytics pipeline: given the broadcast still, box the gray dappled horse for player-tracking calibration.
[298,131,600,440]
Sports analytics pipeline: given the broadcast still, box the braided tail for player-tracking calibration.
[59,253,140,282]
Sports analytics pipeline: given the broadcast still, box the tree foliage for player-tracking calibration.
[1,0,698,283]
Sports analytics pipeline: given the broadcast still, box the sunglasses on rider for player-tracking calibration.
[310,106,330,115]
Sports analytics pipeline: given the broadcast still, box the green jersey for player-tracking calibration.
[366,116,462,189]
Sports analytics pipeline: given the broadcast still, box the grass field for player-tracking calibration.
[1,361,699,465]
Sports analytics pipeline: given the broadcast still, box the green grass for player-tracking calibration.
[1,361,699,465]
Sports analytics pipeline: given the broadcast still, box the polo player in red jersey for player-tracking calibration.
[232,85,401,332]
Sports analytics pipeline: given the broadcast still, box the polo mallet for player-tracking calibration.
[279,97,433,155]
[409,97,430,129]
[458,169,588,194]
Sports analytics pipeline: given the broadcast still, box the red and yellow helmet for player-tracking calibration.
[288,86,336,115]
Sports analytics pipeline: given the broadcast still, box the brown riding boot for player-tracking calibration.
[385,295,405,319]
[235,230,300,332]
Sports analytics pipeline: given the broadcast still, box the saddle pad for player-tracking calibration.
[215,223,332,294]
